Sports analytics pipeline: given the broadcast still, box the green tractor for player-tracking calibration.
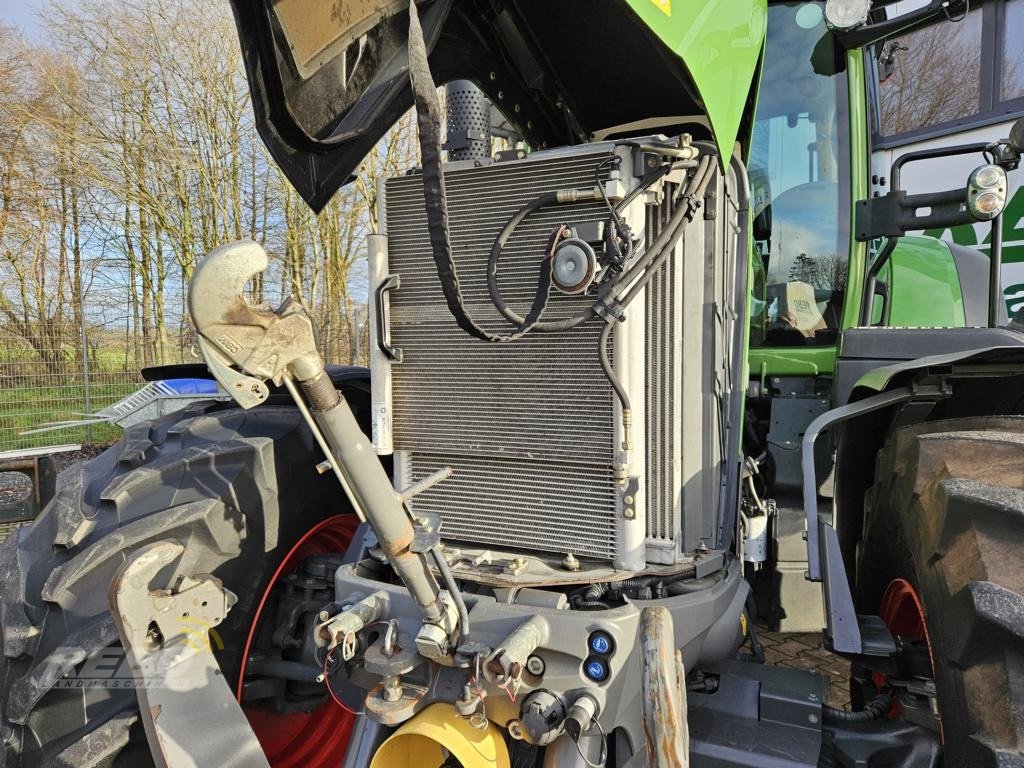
[1,1,1022,766]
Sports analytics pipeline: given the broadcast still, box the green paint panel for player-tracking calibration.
[886,237,966,327]
[748,346,836,376]
[840,48,869,331]
[626,0,767,162]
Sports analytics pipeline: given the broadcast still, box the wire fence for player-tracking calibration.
[0,317,369,452]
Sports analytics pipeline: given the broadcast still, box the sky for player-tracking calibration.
[1,0,45,40]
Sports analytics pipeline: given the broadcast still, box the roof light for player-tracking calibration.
[824,0,871,30]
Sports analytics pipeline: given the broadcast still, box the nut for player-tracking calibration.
[526,655,545,676]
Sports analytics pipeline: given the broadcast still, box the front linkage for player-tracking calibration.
[106,240,691,766]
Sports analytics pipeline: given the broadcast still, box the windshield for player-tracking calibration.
[749,2,848,347]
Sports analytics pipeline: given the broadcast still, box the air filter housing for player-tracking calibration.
[369,140,742,570]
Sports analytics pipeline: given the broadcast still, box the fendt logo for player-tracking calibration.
[922,186,1024,317]
[47,618,224,690]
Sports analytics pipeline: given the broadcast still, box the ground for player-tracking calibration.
[761,628,852,708]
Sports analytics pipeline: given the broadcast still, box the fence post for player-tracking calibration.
[79,318,93,445]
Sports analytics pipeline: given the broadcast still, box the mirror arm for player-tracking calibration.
[834,0,966,50]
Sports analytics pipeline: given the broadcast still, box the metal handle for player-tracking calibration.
[375,274,403,362]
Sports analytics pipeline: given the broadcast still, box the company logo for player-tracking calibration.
[48,618,224,690]
[921,185,1024,317]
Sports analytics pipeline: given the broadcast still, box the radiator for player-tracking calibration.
[368,143,721,568]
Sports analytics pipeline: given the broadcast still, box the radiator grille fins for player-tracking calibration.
[385,153,621,559]
[645,193,677,543]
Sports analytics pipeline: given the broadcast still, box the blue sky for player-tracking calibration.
[2,0,45,40]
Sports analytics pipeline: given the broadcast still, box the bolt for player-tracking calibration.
[808,713,819,725]
[383,675,403,703]
[489,71,496,80]
[526,655,545,676]
[318,610,330,622]
[562,553,581,572]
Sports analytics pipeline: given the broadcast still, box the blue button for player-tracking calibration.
[584,657,608,682]
[589,631,614,656]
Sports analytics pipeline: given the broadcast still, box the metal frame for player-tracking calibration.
[801,385,946,653]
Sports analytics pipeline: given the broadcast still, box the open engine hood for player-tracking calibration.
[230,0,766,211]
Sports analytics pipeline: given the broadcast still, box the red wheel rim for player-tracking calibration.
[878,578,934,675]
[237,515,359,768]
[875,578,938,732]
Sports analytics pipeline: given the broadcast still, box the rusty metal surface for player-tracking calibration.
[640,606,689,767]
[107,541,268,768]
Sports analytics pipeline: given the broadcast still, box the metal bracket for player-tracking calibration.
[801,385,947,654]
[108,541,269,768]
[620,476,640,520]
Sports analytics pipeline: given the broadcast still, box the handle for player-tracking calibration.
[375,274,402,362]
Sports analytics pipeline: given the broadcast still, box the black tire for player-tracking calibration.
[0,402,354,767]
[857,416,1024,767]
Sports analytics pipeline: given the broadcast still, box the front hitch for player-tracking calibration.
[187,240,460,658]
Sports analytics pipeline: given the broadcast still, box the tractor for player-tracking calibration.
[1,1,1023,766]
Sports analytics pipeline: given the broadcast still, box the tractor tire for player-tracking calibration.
[857,415,1024,767]
[0,402,357,767]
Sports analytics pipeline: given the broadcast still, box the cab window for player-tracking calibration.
[749,2,848,347]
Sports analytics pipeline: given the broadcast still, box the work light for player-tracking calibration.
[824,0,871,30]
[967,164,1008,221]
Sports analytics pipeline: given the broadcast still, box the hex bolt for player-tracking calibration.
[526,655,545,676]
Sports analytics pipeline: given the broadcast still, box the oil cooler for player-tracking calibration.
[368,142,740,570]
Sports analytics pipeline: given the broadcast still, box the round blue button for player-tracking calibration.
[589,631,614,656]
[584,657,608,682]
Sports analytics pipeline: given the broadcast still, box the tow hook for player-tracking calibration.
[107,541,269,768]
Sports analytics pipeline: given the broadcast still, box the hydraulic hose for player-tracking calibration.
[407,0,554,343]
[823,691,892,723]
[597,155,715,431]
[614,155,716,308]
[487,193,598,333]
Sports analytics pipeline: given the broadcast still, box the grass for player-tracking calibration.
[0,377,143,451]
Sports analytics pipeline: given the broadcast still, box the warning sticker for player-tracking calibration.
[651,0,671,16]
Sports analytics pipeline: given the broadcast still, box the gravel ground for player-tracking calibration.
[0,444,110,511]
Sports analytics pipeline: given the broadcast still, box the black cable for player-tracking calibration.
[738,593,765,664]
[486,197,597,332]
[407,0,555,343]
[823,691,892,723]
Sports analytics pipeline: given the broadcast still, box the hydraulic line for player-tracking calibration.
[597,156,716,435]
[408,0,560,343]
[822,691,893,723]
[487,193,598,332]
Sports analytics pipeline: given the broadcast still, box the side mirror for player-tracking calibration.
[1009,117,1024,154]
